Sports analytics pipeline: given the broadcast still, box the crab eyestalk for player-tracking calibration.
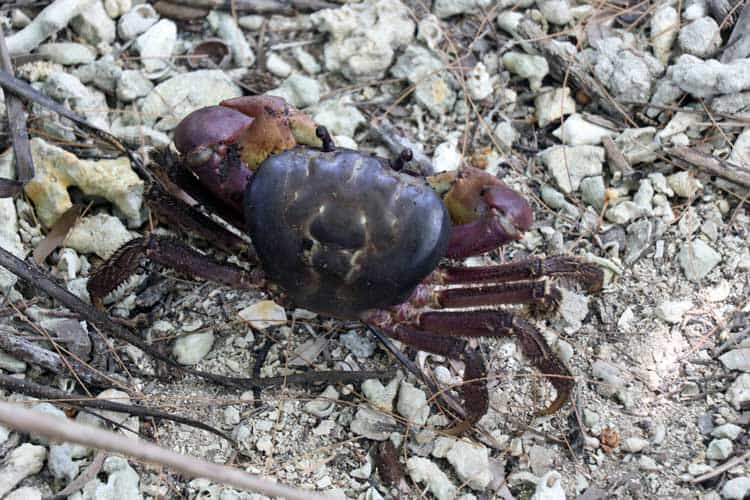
[427,167,533,259]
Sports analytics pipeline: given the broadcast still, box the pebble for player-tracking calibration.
[5,487,42,500]
[445,440,491,490]
[706,438,733,460]
[362,377,400,411]
[432,138,462,173]
[37,42,96,65]
[720,349,750,373]
[688,463,713,476]
[531,471,565,500]
[64,214,134,259]
[406,457,457,500]
[605,201,641,224]
[494,120,518,150]
[621,437,649,453]
[339,330,376,358]
[467,62,494,101]
[722,477,750,499]
[728,373,750,410]
[208,11,255,68]
[116,70,153,103]
[528,445,556,476]
[292,47,321,75]
[625,219,653,264]
[552,113,615,145]
[304,385,339,418]
[0,444,46,497]
[502,52,549,91]
[539,0,572,25]
[678,239,721,282]
[43,71,109,130]
[350,408,397,440]
[70,0,116,45]
[313,100,366,138]
[103,0,131,18]
[729,128,750,166]
[172,330,214,365]
[0,154,23,293]
[535,87,576,127]
[6,0,94,55]
[651,5,679,63]
[80,456,141,499]
[266,74,321,109]
[593,37,663,102]
[668,55,750,98]
[633,179,654,215]
[592,360,626,396]
[16,138,144,228]
[711,423,743,440]
[667,171,702,198]
[238,300,287,330]
[538,145,604,193]
[433,0,492,18]
[615,127,658,165]
[417,15,443,50]
[397,381,429,426]
[74,55,122,93]
[48,443,79,482]
[678,17,721,58]
[655,299,693,324]
[558,288,589,333]
[117,4,158,40]
[639,456,660,472]
[135,19,177,78]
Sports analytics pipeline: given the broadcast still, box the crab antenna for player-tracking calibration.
[390,148,413,171]
[315,126,336,152]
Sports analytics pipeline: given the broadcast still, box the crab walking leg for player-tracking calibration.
[436,256,604,293]
[416,310,574,415]
[363,315,488,435]
[87,236,264,310]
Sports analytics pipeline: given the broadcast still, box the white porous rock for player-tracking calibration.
[728,374,750,410]
[71,0,116,45]
[678,17,721,58]
[103,0,131,18]
[538,145,605,193]
[539,0,573,25]
[494,120,519,150]
[723,477,750,499]
[0,444,47,498]
[0,157,23,294]
[729,128,750,166]
[532,471,565,500]
[292,47,321,75]
[720,349,750,372]
[304,385,340,418]
[37,42,96,65]
[502,52,549,91]
[407,457,457,500]
[266,74,321,109]
[312,99,366,137]
[43,71,109,131]
[116,70,154,102]
[6,0,95,55]
[669,55,750,98]
[446,440,491,490]
[391,45,456,116]
[265,53,292,78]
[621,437,649,453]
[75,456,140,500]
[350,408,397,441]
[117,4,159,40]
[655,300,693,323]
[433,137,462,173]
[362,377,400,411]
[615,127,659,164]
[667,171,703,198]
[5,487,42,500]
[173,330,215,365]
[650,5,679,63]
[238,300,287,330]
[19,138,143,228]
[64,214,134,259]
[552,113,615,145]
[397,380,430,426]
[678,239,721,282]
[467,62,494,101]
[417,15,443,50]
[140,70,242,130]
[592,37,664,101]
[535,87,576,127]
[712,423,744,440]
[135,19,177,78]
[497,11,524,36]
[707,438,733,460]
[433,0,492,18]
[311,0,415,81]
[207,11,255,68]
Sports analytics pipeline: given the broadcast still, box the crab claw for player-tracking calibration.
[173,96,322,211]
[428,167,533,259]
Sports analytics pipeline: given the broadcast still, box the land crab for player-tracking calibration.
[87,96,603,434]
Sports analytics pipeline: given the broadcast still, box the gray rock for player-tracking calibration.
[304,385,339,418]
[668,171,702,198]
[678,239,721,282]
[651,5,679,63]
[362,377,400,411]
[117,4,158,40]
[48,444,79,482]
[72,56,123,93]
[502,52,549,91]
[655,299,693,323]
[111,123,170,147]
[446,440,491,490]
[71,0,116,45]
[592,37,663,101]
[37,43,96,65]
[528,445,556,476]
[6,0,95,55]
[397,381,429,426]
[538,145,604,193]
[5,487,42,500]
[679,17,721,58]
[605,201,641,224]
[541,184,579,217]
[350,408,398,440]
[0,444,46,497]
[535,87,576,127]
[728,374,750,410]
[639,455,660,472]
[140,70,242,130]
[615,127,658,164]
[625,218,653,264]
[313,100,366,138]
[720,349,750,372]
[0,350,26,373]
[621,437,649,453]
[43,71,109,130]
[706,438,733,460]
[208,11,255,68]
[172,330,214,365]
[64,213,134,259]
[531,471,565,500]
[135,19,176,78]
[722,477,750,499]
[539,0,572,24]
[592,360,626,396]
[467,62,494,101]
[433,0,492,18]
[292,47,321,75]
[711,423,743,440]
[552,113,615,145]
[494,121,519,150]
[116,70,153,102]
[339,330,376,358]
[559,288,589,333]
[633,179,654,215]
[728,128,750,166]
[407,457,457,500]
[266,74,321,109]
[0,157,23,294]
[392,46,456,116]
[417,15,443,50]
[669,55,750,98]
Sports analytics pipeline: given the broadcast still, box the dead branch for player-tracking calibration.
[0,27,33,183]
[667,146,750,189]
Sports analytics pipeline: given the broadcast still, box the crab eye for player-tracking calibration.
[183,147,214,169]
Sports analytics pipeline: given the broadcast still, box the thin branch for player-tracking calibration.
[0,400,330,499]
[667,146,750,188]
[691,450,750,483]
[0,27,33,183]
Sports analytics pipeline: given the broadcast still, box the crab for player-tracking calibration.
[87,96,603,434]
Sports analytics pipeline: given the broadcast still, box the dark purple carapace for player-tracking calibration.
[245,147,451,319]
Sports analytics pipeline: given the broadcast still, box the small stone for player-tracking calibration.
[48,444,78,482]
[266,74,321,109]
[535,87,576,127]
[698,413,715,435]
[71,0,116,45]
[313,100,366,138]
[639,456,660,472]
[265,53,292,78]
[172,330,214,365]
[727,374,750,410]
[711,423,743,440]
[552,113,615,145]
[722,477,750,499]
[407,457,457,500]
[135,19,177,77]
[539,0,572,24]
[304,385,339,418]
[717,344,750,372]
[538,145,604,193]
[592,360,626,396]
[208,11,255,68]
[0,444,46,497]
[688,463,713,476]
[605,201,641,224]
[362,377,400,411]
[238,300,287,330]
[706,438,733,460]
[633,179,654,215]
[116,70,153,102]
[64,214,134,259]
[558,288,589,333]
[531,471,565,500]
[433,0,492,18]
[467,62,494,101]
[104,0,131,18]
[502,52,549,91]
[655,300,693,324]
[446,440,491,490]
[340,330,376,358]
[678,239,721,282]
[593,37,663,102]
[292,47,321,75]
[678,17,721,58]
[87,456,140,499]
[5,487,42,500]
[729,128,750,166]
[37,43,96,65]
[651,6,679,63]
[417,15,443,50]
[528,445,556,476]
[494,120,518,150]
[433,138,462,173]
[350,408,397,441]
[625,219,653,264]
[667,171,702,198]
[615,127,658,165]
[397,381,429,426]
[223,406,240,426]
[117,4,158,40]
[622,437,649,453]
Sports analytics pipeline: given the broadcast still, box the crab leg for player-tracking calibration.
[87,235,263,310]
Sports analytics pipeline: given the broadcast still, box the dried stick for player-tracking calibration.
[667,146,750,188]
[164,0,337,14]
[0,27,33,183]
[691,450,750,483]
[0,400,330,499]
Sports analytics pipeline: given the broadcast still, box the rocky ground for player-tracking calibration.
[0,0,749,499]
